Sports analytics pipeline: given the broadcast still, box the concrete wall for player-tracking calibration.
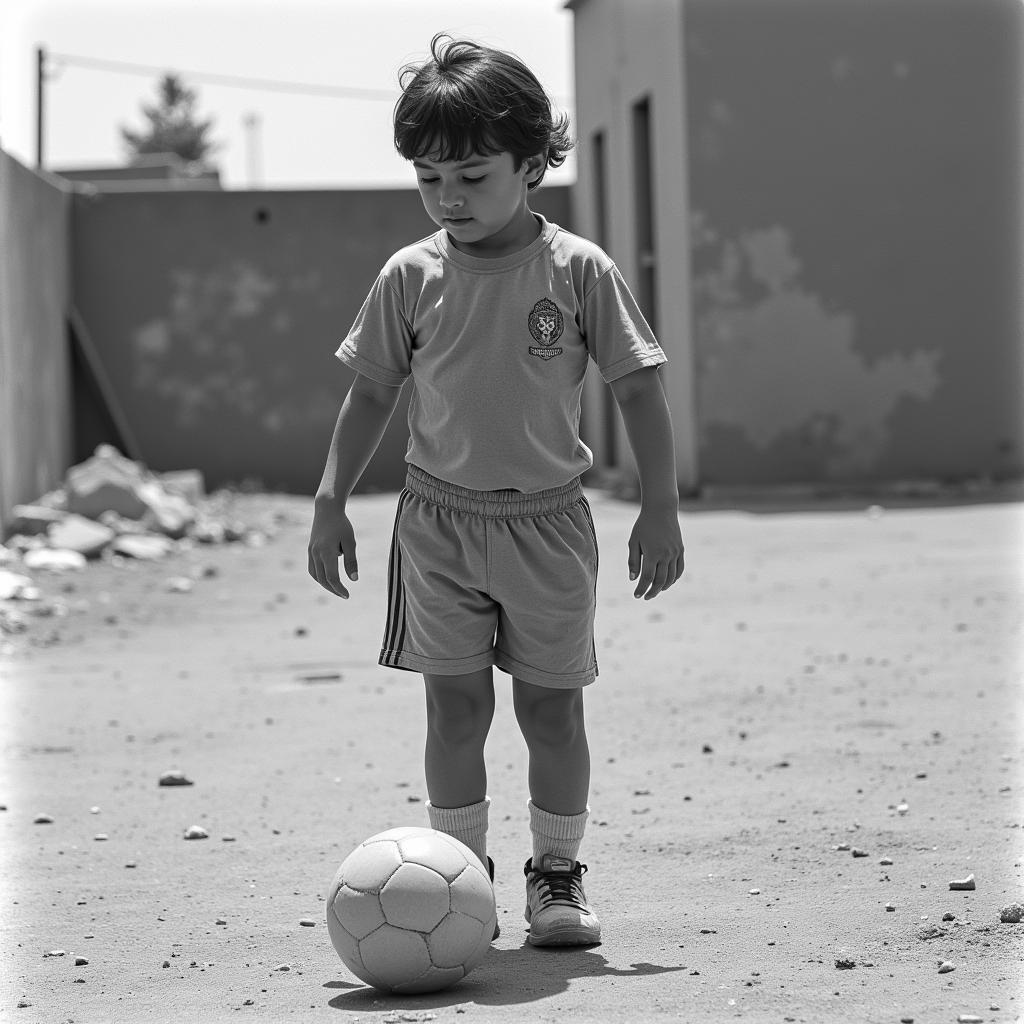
[570,0,699,490]
[685,0,1023,486]
[70,185,572,494]
[0,151,73,533]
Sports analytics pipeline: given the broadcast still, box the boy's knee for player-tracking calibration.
[425,684,493,746]
[515,686,585,749]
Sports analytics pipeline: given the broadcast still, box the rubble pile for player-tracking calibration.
[0,445,269,639]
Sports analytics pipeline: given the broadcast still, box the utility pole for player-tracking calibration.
[36,46,46,168]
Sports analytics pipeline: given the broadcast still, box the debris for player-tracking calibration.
[835,958,856,969]
[879,857,894,866]
[160,469,205,504]
[885,903,895,912]
[957,1016,983,1023]
[111,534,173,560]
[916,923,947,940]
[949,874,975,891]
[299,918,316,927]
[998,903,1023,923]
[273,964,291,972]
[937,960,955,974]
[942,912,956,922]
[216,918,227,925]
[97,510,150,536]
[43,950,66,957]
[183,825,209,840]
[748,889,761,895]
[0,569,34,600]
[9,504,65,535]
[74,957,88,966]
[896,802,909,815]
[192,519,226,544]
[93,833,108,841]
[158,770,194,787]
[33,814,54,824]
[48,515,115,558]
[165,576,194,593]
[851,848,869,858]
[24,548,86,572]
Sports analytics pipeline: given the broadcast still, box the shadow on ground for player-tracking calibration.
[324,944,689,1011]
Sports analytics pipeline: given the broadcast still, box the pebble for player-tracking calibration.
[897,802,909,815]
[183,825,209,840]
[900,1017,914,1023]
[937,960,955,973]
[916,923,947,940]
[44,950,66,957]
[748,889,761,895]
[93,833,108,841]
[299,918,316,927]
[957,1016,983,1023]
[879,857,893,866]
[949,874,975,891]
[834,958,855,969]
[851,848,869,858]
[158,770,194,787]
[273,963,291,972]
[74,957,88,966]
[216,918,227,925]
[999,902,1024,923]
[34,814,54,824]
[885,903,895,912]
[165,576,194,593]
[835,843,851,851]
[24,548,86,572]
[90,806,100,814]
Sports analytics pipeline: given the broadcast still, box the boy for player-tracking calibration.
[308,34,684,947]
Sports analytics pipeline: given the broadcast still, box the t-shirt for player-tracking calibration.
[336,214,666,493]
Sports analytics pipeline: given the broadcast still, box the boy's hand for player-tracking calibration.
[627,507,684,600]
[307,497,359,599]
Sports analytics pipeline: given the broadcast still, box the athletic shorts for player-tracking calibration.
[379,465,599,688]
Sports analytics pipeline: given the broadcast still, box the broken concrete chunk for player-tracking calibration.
[65,445,150,519]
[111,535,173,560]
[158,770,194,787]
[998,903,1023,923]
[24,548,86,572]
[97,511,151,536]
[0,569,34,600]
[9,504,66,535]
[48,515,114,558]
[160,469,205,504]
[949,874,976,891]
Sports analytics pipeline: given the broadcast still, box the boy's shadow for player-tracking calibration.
[325,942,690,1011]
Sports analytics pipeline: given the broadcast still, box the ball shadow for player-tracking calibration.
[325,943,690,1011]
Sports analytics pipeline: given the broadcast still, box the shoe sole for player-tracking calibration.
[526,926,601,947]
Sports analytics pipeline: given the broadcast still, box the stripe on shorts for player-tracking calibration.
[380,489,412,665]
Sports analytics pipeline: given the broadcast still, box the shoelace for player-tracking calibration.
[532,863,589,909]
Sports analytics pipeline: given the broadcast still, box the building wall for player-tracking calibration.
[0,151,72,532]
[570,0,698,490]
[685,0,1023,485]
[69,185,572,494]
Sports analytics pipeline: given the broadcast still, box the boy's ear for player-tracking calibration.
[524,153,545,183]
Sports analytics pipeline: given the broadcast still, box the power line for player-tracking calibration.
[46,50,399,101]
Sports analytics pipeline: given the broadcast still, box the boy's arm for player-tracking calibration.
[308,373,403,598]
[608,366,685,600]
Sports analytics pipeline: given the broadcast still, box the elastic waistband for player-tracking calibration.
[405,465,583,519]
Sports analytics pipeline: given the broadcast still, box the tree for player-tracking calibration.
[120,73,218,165]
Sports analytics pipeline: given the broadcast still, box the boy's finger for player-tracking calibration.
[627,537,641,580]
[643,562,670,600]
[633,564,656,599]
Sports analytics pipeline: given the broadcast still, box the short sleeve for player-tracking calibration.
[582,265,667,382]
[335,272,413,386]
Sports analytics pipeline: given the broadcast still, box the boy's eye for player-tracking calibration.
[463,175,485,184]
[418,176,439,184]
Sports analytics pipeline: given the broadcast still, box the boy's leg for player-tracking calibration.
[513,678,600,946]
[423,668,494,868]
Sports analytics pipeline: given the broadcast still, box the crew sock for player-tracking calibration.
[426,797,489,869]
[528,800,589,865]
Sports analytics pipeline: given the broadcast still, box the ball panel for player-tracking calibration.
[380,862,451,931]
[448,866,496,925]
[427,911,488,969]
[368,826,429,844]
[331,884,386,940]
[358,925,431,990]
[325,903,377,987]
[397,832,471,881]
[340,839,403,892]
[393,964,467,995]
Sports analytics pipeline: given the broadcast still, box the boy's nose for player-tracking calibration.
[440,193,464,211]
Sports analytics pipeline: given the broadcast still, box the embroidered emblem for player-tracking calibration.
[527,298,564,360]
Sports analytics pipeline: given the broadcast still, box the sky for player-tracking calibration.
[0,0,576,190]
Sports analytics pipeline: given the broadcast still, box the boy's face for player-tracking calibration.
[413,150,542,257]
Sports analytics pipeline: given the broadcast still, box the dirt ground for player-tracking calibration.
[1,486,1022,1024]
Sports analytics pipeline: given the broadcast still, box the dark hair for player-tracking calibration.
[394,33,573,190]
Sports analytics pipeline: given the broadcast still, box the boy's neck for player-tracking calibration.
[448,207,541,259]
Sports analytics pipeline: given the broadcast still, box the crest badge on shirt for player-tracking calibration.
[527,298,564,360]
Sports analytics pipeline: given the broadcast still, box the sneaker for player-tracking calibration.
[487,856,500,941]
[523,855,602,947]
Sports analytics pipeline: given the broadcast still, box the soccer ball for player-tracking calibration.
[325,826,496,994]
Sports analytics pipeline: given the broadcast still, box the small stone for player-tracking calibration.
[879,857,893,866]
[165,576,194,593]
[48,515,115,558]
[111,534,173,560]
[93,833,108,841]
[915,771,927,779]
[702,744,713,754]
[299,918,316,927]
[34,813,54,824]
[273,963,291,972]
[937,960,955,973]
[90,806,100,814]
[896,802,909,815]
[916,923,947,940]
[699,928,717,934]
[900,1017,914,1023]
[835,843,851,851]
[748,888,761,895]
[124,862,137,869]
[158,770,194,787]
[0,568,35,600]
[162,961,170,968]
[885,903,895,912]
[221,836,236,842]
[942,912,955,922]
[215,918,227,925]
[24,548,87,572]
[44,950,66,957]
[949,874,975,891]
[74,957,88,966]
[835,958,856,969]
[957,1016,983,1023]
[852,848,869,858]
[998,902,1024,923]
[183,825,209,840]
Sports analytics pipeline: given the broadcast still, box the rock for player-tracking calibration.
[160,469,205,504]
[0,569,34,600]
[957,1016,983,1023]
[998,902,1024,923]
[916,923,947,940]
[0,608,28,634]
[43,949,66,957]
[111,534,173,560]
[33,814,54,824]
[896,802,909,815]
[192,518,226,544]
[299,918,316,927]
[165,577,194,593]
[24,548,86,572]
[140,488,194,539]
[74,957,88,966]
[158,770,194,787]
[273,964,291,972]
[215,918,227,925]
[65,445,150,519]
[885,903,895,912]
[93,833,108,841]
[852,848,869,858]
[183,825,209,840]
[48,514,114,558]
[942,912,956,922]
[949,874,976,891]
[97,511,150,536]
[834,958,856,969]
[879,857,894,865]
[9,504,66,535]
[937,960,955,973]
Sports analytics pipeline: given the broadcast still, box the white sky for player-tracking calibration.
[0,0,576,189]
